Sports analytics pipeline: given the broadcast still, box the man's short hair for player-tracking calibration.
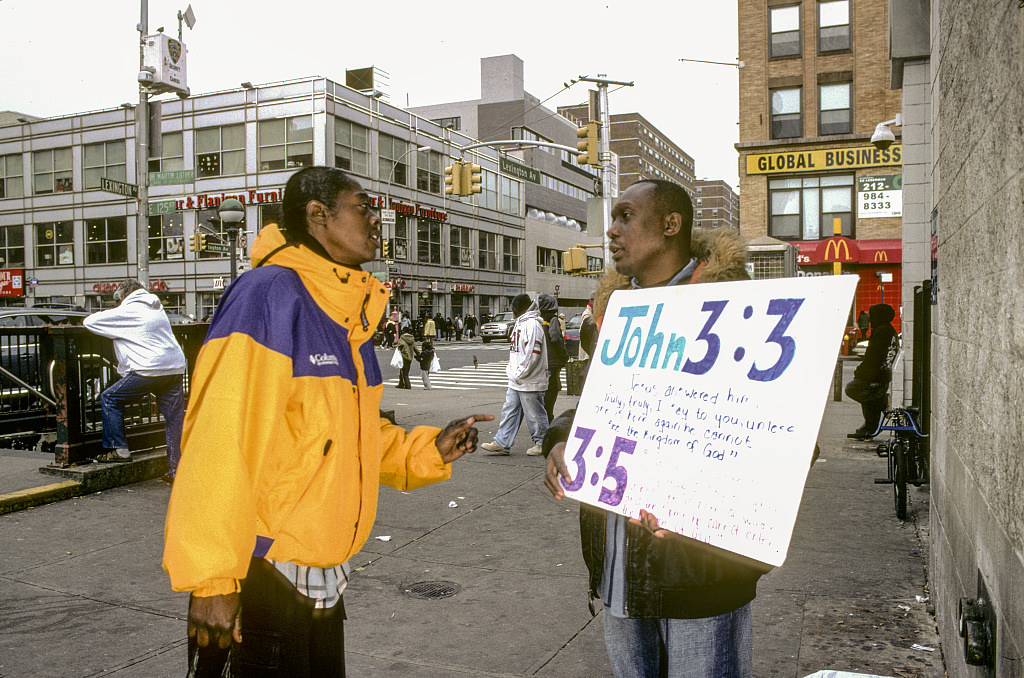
[113,279,145,302]
[511,293,532,316]
[633,179,694,232]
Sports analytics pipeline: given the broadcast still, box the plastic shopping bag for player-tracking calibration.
[429,355,441,373]
[390,349,403,369]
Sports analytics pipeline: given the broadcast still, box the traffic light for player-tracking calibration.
[381,238,390,258]
[189,234,198,252]
[462,163,482,195]
[563,246,587,273]
[576,121,600,166]
[444,162,463,196]
[198,233,207,252]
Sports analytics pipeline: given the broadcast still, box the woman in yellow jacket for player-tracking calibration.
[163,166,490,676]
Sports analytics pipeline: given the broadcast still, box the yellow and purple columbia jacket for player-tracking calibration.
[163,225,450,598]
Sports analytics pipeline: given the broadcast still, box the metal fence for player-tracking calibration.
[0,324,208,466]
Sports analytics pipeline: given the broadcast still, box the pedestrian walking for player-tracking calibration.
[481,294,549,456]
[454,315,464,341]
[422,315,436,343]
[416,339,435,390]
[397,330,415,389]
[538,294,569,422]
[83,279,186,485]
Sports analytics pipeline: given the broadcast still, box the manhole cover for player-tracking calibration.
[402,581,461,600]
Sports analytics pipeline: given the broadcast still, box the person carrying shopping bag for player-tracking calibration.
[415,339,436,390]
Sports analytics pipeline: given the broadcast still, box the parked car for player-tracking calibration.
[480,312,515,343]
[563,314,582,356]
[164,310,194,324]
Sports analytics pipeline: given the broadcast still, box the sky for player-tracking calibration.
[0,0,741,188]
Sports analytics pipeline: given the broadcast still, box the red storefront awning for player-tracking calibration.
[795,238,902,265]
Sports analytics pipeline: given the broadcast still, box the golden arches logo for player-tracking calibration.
[874,250,889,262]
[823,238,852,262]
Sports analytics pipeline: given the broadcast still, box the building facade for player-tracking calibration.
[694,179,740,230]
[0,77,531,323]
[886,2,1024,675]
[736,0,904,330]
[409,55,602,318]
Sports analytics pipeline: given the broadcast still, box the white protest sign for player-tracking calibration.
[562,275,858,566]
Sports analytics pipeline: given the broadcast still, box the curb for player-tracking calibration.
[0,450,169,515]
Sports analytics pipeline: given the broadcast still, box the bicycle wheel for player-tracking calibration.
[892,439,909,520]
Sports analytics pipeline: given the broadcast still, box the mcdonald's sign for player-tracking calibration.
[818,236,857,263]
[874,250,889,263]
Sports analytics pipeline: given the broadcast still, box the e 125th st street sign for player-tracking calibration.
[99,177,139,199]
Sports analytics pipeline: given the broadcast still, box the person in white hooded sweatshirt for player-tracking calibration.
[481,293,549,456]
[84,279,187,483]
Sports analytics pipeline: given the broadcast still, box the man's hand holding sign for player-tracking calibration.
[546,275,857,566]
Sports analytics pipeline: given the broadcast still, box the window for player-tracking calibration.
[196,124,245,177]
[416,220,441,264]
[416,152,442,194]
[148,213,185,261]
[478,231,498,270]
[85,216,128,264]
[769,175,854,240]
[393,214,410,260]
[148,132,185,173]
[771,88,802,139]
[536,246,564,274]
[84,141,127,189]
[450,226,473,268]
[1,154,24,199]
[259,116,313,171]
[0,225,25,267]
[33,148,73,194]
[432,117,461,130]
[770,5,801,58]
[819,83,851,135]
[478,169,498,210]
[379,136,409,186]
[502,236,521,273]
[258,203,283,232]
[334,118,369,175]
[35,221,74,266]
[198,292,221,321]
[819,0,850,52]
[500,175,521,215]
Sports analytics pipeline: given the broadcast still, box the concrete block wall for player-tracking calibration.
[930,2,1024,676]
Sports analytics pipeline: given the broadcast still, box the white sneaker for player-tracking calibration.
[481,441,510,455]
[526,445,544,456]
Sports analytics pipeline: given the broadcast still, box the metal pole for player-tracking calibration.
[598,83,613,271]
[136,0,150,286]
[228,227,238,282]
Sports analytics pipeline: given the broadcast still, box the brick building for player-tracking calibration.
[694,179,740,230]
[736,0,904,328]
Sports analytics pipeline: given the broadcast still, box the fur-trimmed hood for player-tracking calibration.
[593,227,748,318]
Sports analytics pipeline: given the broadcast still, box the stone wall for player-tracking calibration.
[930,1,1024,675]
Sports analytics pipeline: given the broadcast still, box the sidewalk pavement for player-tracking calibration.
[0,360,944,677]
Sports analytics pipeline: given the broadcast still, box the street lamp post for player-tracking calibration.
[217,198,245,282]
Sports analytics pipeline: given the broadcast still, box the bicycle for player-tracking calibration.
[872,406,929,520]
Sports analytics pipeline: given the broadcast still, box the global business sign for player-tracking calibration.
[746,145,902,175]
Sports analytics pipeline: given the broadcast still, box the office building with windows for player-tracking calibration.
[409,55,602,316]
[0,76,528,321]
[694,179,740,230]
[736,0,904,327]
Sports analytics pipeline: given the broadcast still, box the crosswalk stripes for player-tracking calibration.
[382,360,509,390]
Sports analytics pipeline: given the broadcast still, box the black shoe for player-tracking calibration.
[161,473,175,486]
[847,428,873,440]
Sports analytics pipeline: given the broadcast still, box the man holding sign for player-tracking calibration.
[543,180,767,678]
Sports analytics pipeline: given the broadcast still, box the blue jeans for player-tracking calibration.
[493,388,548,449]
[100,372,185,477]
[603,603,752,678]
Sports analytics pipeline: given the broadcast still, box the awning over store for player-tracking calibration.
[795,238,902,265]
